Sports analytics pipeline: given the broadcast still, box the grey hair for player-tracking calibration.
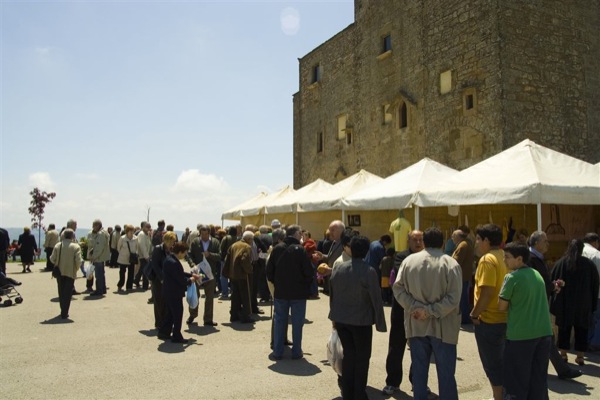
[93,219,102,228]
[528,231,546,247]
[63,228,75,239]
[66,219,77,229]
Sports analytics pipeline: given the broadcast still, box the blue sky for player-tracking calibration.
[1,0,354,230]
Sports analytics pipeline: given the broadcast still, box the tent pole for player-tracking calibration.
[414,206,420,230]
[342,209,346,225]
[537,203,542,232]
[295,211,298,225]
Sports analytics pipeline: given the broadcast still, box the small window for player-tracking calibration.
[382,103,392,125]
[399,102,408,128]
[337,114,347,140]
[312,64,321,83]
[317,132,323,153]
[465,94,474,110]
[440,70,452,94]
[382,34,391,53]
[346,131,352,145]
[463,88,477,115]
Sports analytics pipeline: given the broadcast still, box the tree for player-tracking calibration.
[28,187,57,254]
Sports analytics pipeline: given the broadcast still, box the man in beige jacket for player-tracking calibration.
[50,229,82,319]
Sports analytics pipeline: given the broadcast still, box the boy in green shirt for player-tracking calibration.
[499,243,553,399]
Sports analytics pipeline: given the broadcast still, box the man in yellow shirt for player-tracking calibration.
[469,224,507,400]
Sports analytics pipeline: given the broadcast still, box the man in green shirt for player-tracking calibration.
[498,243,552,399]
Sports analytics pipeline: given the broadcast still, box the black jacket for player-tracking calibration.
[529,253,554,298]
[267,237,313,300]
[162,254,192,300]
[551,255,599,327]
[150,244,168,281]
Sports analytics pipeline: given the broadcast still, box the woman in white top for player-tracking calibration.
[116,225,138,292]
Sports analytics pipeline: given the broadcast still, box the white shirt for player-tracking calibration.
[582,243,600,298]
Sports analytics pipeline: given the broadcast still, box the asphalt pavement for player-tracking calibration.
[0,262,598,399]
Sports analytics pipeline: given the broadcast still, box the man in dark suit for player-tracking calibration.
[187,225,221,326]
[529,230,582,380]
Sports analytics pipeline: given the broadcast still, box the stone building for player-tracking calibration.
[293,0,600,187]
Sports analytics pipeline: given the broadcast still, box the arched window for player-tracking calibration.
[399,102,408,129]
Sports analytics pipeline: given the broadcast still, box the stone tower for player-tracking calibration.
[293,0,600,187]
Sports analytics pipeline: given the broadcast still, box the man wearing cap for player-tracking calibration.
[222,231,255,323]
[271,219,281,230]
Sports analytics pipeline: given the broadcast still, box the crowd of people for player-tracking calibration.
[1,219,599,400]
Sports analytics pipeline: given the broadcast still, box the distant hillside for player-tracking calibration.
[3,227,91,246]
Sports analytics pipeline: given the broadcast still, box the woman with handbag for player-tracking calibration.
[116,225,139,292]
[551,239,599,365]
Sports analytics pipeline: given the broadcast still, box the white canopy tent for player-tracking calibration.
[265,178,334,215]
[221,192,268,220]
[343,158,459,229]
[415,139,600,231]
[299,169,383,212]
[232,185,295,217]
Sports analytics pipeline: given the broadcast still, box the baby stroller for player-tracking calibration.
[0,271,23,306]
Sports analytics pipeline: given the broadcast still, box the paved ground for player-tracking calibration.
[0,261,598,399]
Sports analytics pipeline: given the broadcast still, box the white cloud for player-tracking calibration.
[280,7,300,36]
[75,173,100,180]
[28,172,55,191]
[171,169,229,193]
[34,46,52,56]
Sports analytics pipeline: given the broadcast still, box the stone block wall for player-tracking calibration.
[293,0,599,188]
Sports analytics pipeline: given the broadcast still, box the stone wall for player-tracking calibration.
[293,0,599,188]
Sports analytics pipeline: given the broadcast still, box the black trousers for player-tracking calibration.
[230,278,251,321]
[336,322,373,400]
[117,263,134,290]
[503,336,551,399]
[45,248,54,270]
[160,295,184,341]
[109,249,119,267]
[250,263,260,312]
[151,279,166,328]
[385,299,409,387]
[0,250,6,274]
[58,276,74,318]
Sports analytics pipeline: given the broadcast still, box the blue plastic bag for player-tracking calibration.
[186,282,199,309]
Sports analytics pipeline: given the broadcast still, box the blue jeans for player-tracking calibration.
[273,298,306,358]
[93,261,106,294]
[219,263,229,297]
[474,321,506,387]
[410,336,458,400]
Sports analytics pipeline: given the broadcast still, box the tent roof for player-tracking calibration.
[266,179,334,214]
[221,192,268,220]
[416,139,600,206]
[299,169,383,212]
[343,158,458,210]
[236,185,296,217]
